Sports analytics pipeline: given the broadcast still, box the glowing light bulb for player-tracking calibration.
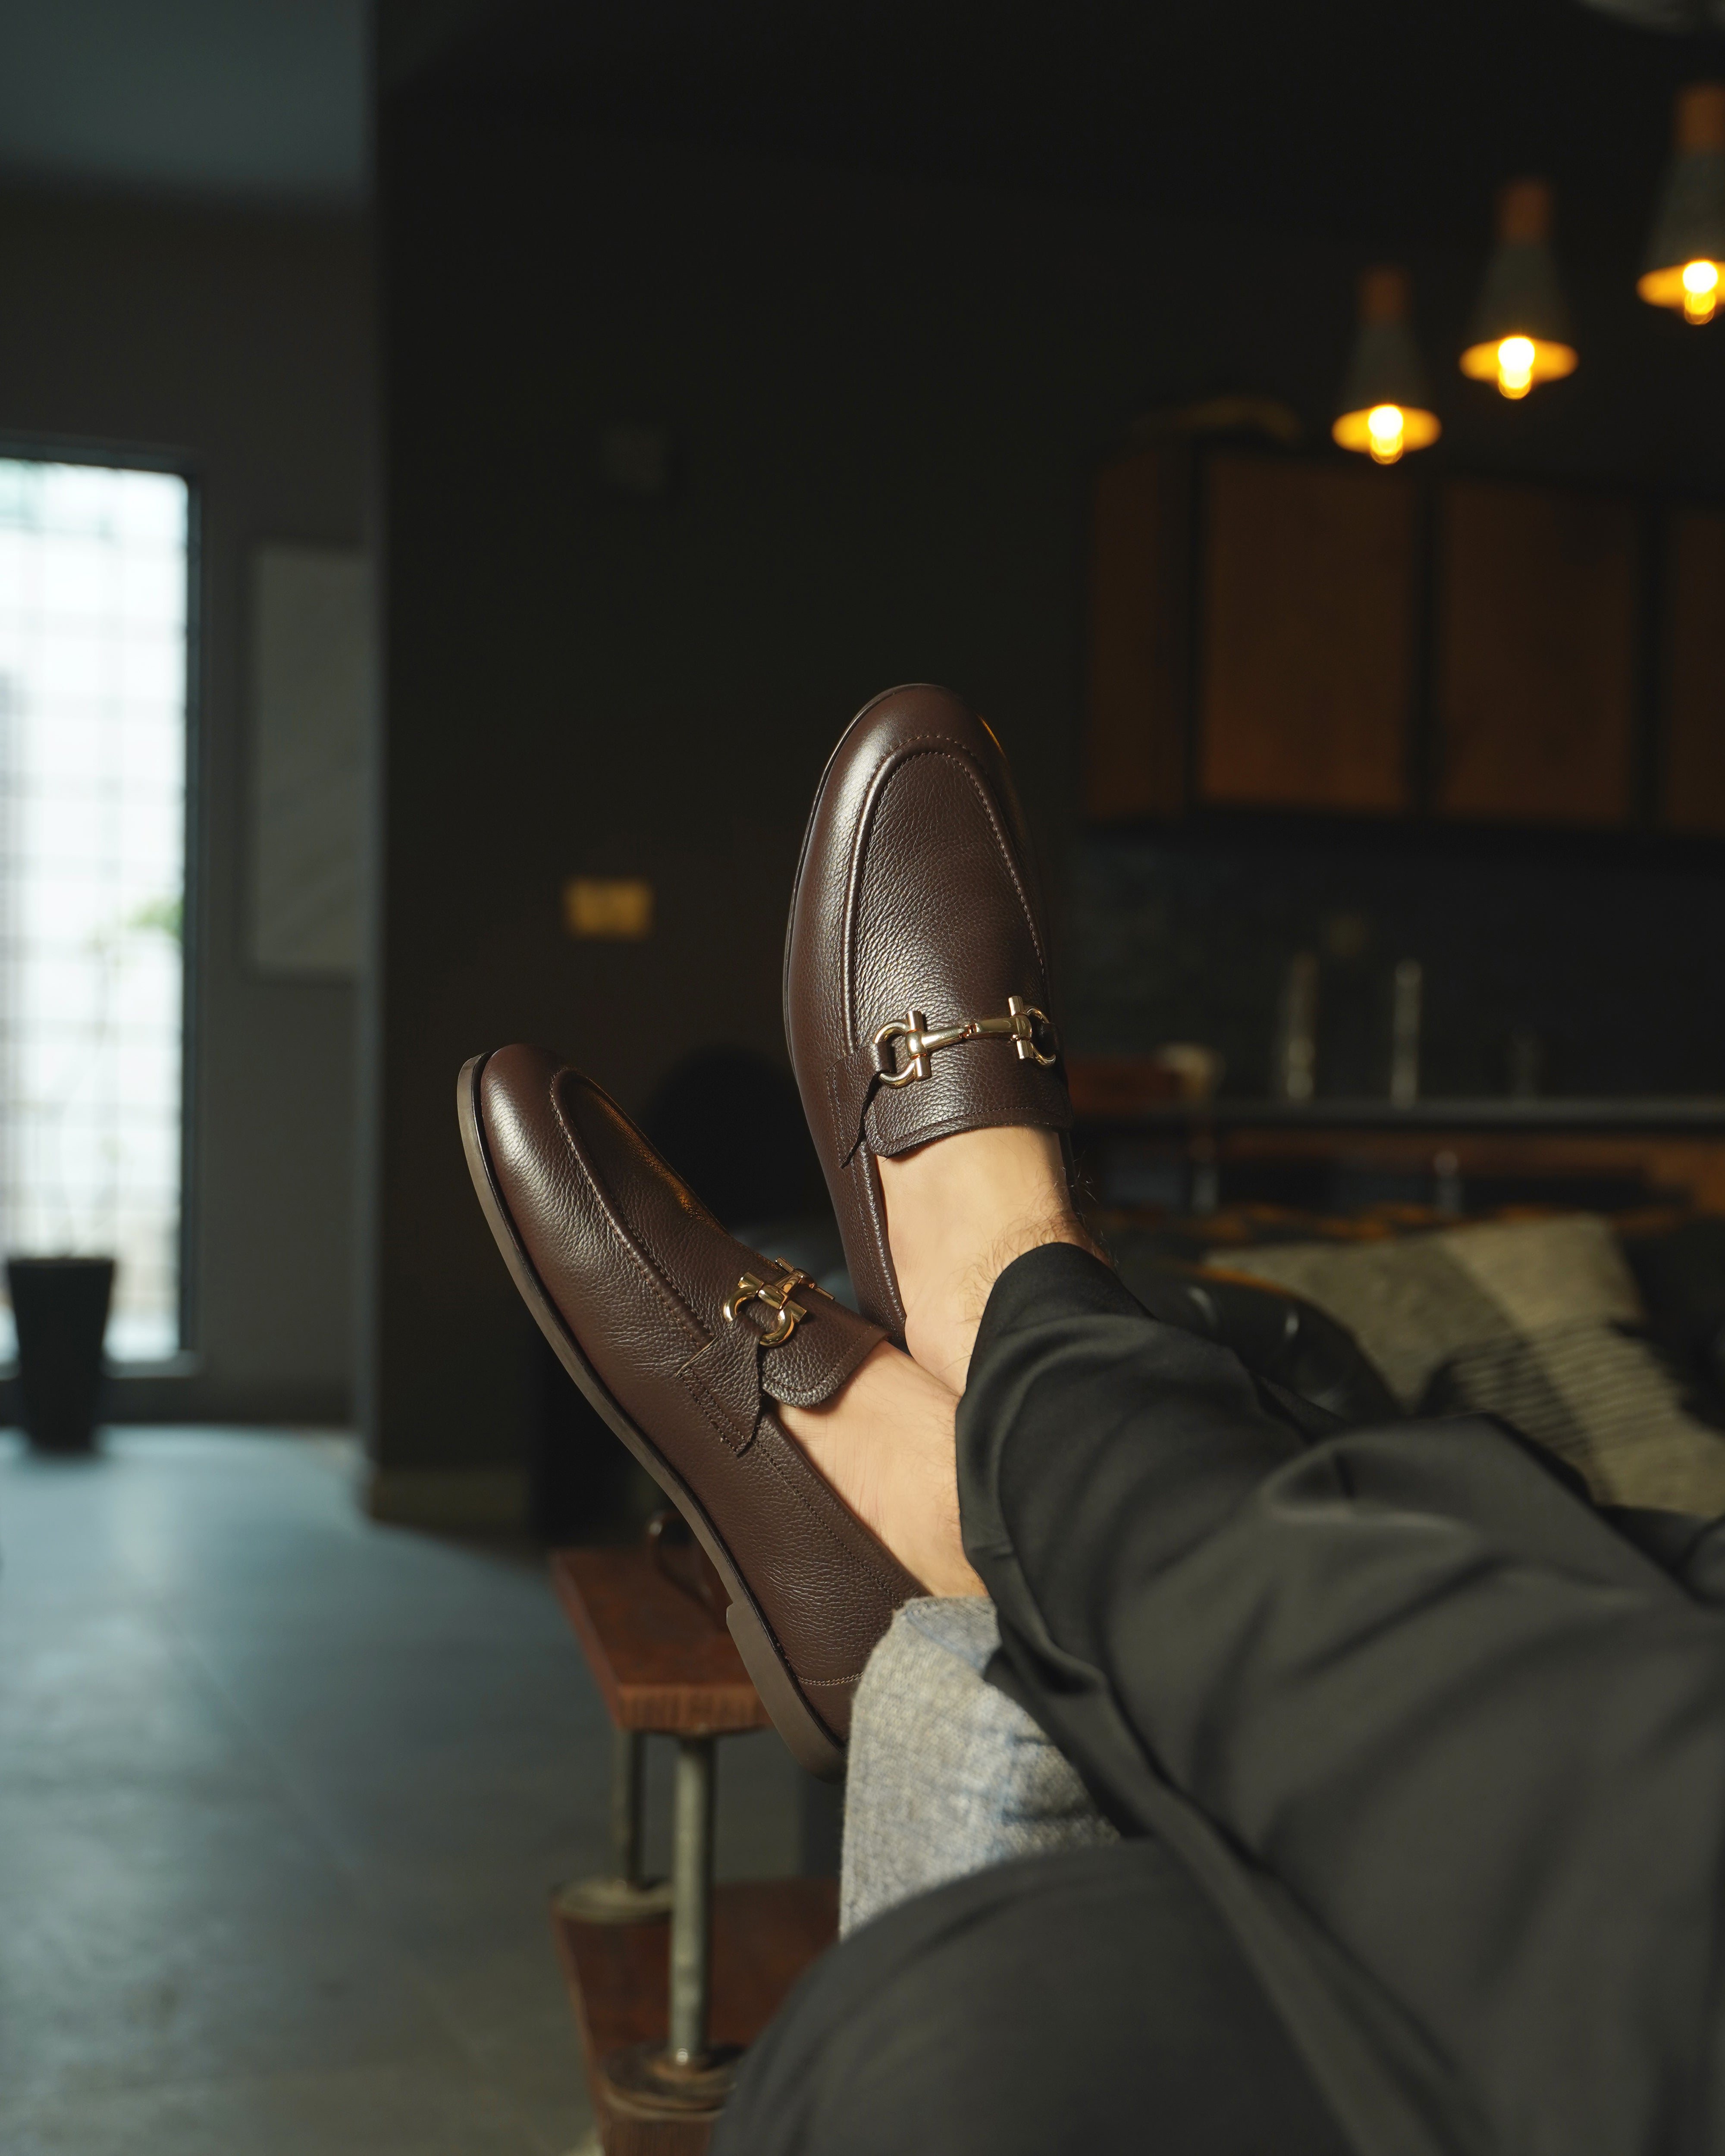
[1496,336,1536,398]
[1682,259,1720,324]
[1365,404,1405,464]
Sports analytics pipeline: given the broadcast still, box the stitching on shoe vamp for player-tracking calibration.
[548,1083,706,1357]
[842,740,1048,1050]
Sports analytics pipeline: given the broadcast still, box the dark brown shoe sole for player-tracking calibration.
[458,1052,847,1778]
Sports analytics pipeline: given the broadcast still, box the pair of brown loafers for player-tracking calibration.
[459,686,1070,1776]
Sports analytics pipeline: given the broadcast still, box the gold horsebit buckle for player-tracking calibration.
[871,994,1058,1088]
[723,1263,829,1348]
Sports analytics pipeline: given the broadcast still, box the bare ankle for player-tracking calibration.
[879,1127,1105,1391]
[952,1204,1098,1332]
[780,1345,984,1598]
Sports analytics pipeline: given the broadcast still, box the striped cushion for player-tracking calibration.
[1215,1214,1725,1516]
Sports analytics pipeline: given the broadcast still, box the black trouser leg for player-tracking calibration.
[961,1244,1725,2156]
[715,1840,1352,2156]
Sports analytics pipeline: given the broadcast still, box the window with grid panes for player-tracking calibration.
[0,458,188,1361]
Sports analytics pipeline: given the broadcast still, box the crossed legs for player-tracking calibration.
[779,1120,1725,2156]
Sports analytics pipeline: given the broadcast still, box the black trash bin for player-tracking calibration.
[7,1256,115,1455]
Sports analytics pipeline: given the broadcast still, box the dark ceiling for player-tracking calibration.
[399,0,1724,252]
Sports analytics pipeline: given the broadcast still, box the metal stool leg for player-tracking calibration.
[668,1736,715,2064]
[555,1728,674,1923]
[607,1732,739,2109]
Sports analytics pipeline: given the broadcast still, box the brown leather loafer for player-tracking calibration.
[459,1045,923,1777]
[784,685,1071,1338]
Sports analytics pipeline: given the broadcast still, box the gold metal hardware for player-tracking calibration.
[871,994,1058,1087]
[722,1263,826,1348]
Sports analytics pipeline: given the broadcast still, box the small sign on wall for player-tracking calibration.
[249,544,372,977]
[564,877,654,939]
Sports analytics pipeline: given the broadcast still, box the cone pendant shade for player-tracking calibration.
[1640,83,1725,323]
[1332,267,1441,464]
[1459,179,1577,397]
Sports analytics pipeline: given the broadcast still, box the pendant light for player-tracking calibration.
[1331,267,1441,465]
[1459,179,1578,398]
[1639,83,1725,324]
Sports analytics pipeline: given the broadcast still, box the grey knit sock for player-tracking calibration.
[839,1597,1117,1935]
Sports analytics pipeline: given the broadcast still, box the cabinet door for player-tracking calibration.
[1662,508,1725,835]
[1436,479,1638,825]
[1198,455,1415,813]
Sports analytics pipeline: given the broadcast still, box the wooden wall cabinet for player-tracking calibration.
[1086,445,1719,837]
[1198,456,1416,814]
[1435,479,1638,826]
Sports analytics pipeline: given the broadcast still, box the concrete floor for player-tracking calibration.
[0,1429,807,2156]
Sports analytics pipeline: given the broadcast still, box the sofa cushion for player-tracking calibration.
[1216,1213,1725,1515]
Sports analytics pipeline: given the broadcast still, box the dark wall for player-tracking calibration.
[0,188,373,1425]
[373,74,1725,1516]
[369,103,1369,1516]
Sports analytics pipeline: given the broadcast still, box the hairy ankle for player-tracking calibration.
[780,1344,984,1598]
[951,1202,1095,1329]
[879,1128,1105,1391]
